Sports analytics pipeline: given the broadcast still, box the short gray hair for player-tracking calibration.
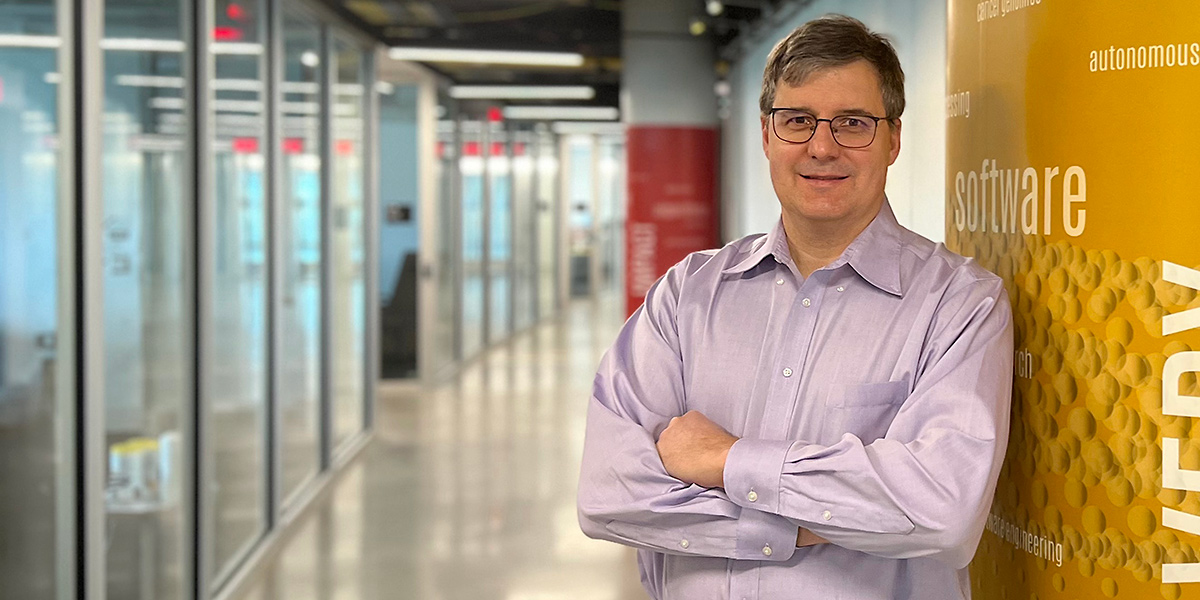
[759,15,905,120]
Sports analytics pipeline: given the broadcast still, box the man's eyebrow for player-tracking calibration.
[772,106,879,116]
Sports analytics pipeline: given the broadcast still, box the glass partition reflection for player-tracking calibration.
[330,37,365,450]
[278,10,323,504]
[460,120,485,358]
[535,133,560,317]
[487,130,511,342]
[209,0,268,581]
[101,1,190,597]
[0,2,67,597]
[510,128,536,332]
[432,115,459,369]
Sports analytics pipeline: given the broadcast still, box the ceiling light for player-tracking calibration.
[707,1,725,17]
[450,85,595,100]
[503,106,618,121]
[117,75,186,88]
[388,47,584,67]
[100,38,187,52]
[300,51,320,67]
[376,81,396,95]
[551,122,626,136]
[689,19,707,36]
[212,42,263,55]
[0,34,62,48]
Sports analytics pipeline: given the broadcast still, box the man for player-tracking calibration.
[577,15,1014,600]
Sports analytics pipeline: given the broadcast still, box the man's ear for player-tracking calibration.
[761,116,771,157]
[887,118,901,166]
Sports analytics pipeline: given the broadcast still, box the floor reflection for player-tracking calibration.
[236,294,646,600]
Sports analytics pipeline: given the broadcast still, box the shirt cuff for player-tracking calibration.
[724,437,794,514]
[733,503,798,561]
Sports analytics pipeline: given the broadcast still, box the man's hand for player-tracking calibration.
[656,411,739,488]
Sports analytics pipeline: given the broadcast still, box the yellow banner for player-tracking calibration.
[947,1,1200,598]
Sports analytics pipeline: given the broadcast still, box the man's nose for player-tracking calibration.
[807,121,841,160]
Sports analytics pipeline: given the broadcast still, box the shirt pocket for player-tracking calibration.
[828,380,908,444]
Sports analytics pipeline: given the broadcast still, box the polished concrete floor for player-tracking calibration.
[236,295,648,600]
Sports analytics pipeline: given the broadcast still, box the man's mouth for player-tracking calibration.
[801,174,849,181]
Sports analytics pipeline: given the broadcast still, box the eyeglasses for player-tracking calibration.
[768,108,889,148]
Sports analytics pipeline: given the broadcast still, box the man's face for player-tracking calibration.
[761,60,901,229]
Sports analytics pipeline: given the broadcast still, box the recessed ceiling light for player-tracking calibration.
[503,106,619,120]
[389,47,584,67]
[450,85,595,100]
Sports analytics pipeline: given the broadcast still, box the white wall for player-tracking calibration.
[722,0,947,243]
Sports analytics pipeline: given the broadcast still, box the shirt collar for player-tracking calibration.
[721,219,790,275]
[722,200,905,297]
[834,200,905,297]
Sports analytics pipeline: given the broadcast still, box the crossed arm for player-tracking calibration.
[576,264,1013,567]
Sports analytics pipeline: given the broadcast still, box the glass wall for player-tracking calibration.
[0,1,69,597]
[510,128,536,332]
[487,128,511,343]
[209,0,269,582]
[2,1,378,598]
[278,7,322,504]
[595,137,625,294]
[565,135,594,297]
[377,83,420,379]
[460,120,485,358]
[432,114,459,369]
[329,36,366,450]
[101,0,191,597]
[535,131,559,318]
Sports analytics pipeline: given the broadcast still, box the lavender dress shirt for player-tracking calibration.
[578,201,1014,599]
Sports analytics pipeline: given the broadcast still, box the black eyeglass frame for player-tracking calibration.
[767,108,893,148]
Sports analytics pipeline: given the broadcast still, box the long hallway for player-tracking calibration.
[237,295,647,600]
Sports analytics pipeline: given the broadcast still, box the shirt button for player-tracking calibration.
[836,286,845,292]
[823,510,833,521]
[762,545,773,557]
[782,368,793,377]
[747,490,758,502]
[680,539,690,549]
[802,298,811,307]
[776,278,784,285]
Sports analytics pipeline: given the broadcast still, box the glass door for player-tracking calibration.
[278,8,323,505]
[101,1,191,598]
[0,1,71,597]
[208,0,269,583]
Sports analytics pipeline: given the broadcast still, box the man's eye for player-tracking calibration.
[788,115,815,127]
[840,117,866,128]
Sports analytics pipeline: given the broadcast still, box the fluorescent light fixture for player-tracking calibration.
[389,47,583,67]
[335,83,364,96]
[282,102,319,115]
[213,79,264,92]
[214,99,264,114]
[375,81,396,95]
[149,97,186,110]
[212,42,263,55]
[300,51,320,67]
[100,38,187,52]
[0,34,62,48]
[504,106,618,121]
[551,121,626,136]
[449,85,595,100]
[280,81,320,94]
[117,75,185,88]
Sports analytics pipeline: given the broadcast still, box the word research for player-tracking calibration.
[952,159,1087,237]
